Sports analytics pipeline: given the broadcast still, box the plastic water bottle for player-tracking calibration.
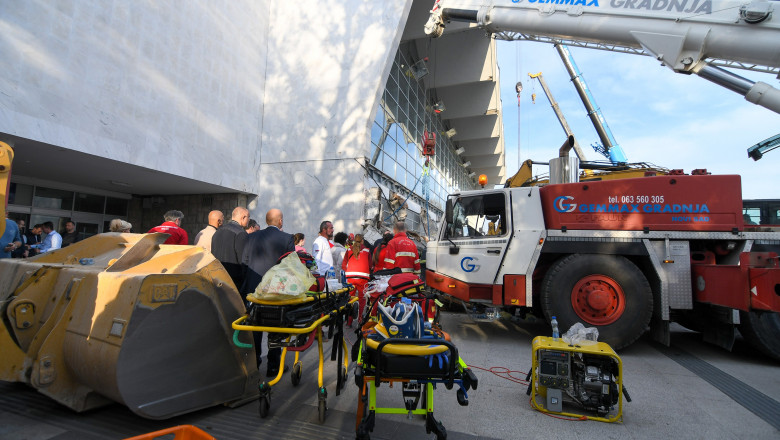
[551,316,560,341]
[325,266,341,291]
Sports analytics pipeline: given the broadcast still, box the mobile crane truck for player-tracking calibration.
[422,0,780,360]
[426,137,780,359]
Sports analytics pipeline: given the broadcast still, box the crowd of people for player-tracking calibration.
[2,207,422,378]
[178,207,422,377]
[0,214,138,260]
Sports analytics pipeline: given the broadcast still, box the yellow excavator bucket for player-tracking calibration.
[0,233,258,419]
[0,141,13,236]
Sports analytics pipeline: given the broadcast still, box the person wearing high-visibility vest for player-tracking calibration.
[383,221,420,274]
[343,234,370,326]
[371,231,393,273]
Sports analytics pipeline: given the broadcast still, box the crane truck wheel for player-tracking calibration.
[738,311,780,361]
[541,254,653,350]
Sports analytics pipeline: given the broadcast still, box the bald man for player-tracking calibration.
[194,210,224,252]
[241,208,295,377]
[211,207,250,288]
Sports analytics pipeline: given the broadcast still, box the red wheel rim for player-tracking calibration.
[571,275,625,325]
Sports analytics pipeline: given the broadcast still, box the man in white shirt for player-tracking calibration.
[311,220,334,272]
[194,210,224,252]
[37,221,62,253]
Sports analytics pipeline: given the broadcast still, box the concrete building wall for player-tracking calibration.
[1,0,487,243]
[130,193,248,241]
[256,1,414,238]
[0,0,269,194]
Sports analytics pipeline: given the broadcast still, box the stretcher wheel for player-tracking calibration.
[318,399,327,422]
[259,395,270,418]
[318,387,328,423]
[351,301,359,319]
[341,366,348,390]
[291,362,302,386]
[456,389,468,406]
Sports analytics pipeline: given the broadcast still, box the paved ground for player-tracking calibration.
[1,311,778,440]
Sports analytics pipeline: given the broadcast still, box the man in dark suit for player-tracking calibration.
[211,207,250,290]
[241,208,295,377]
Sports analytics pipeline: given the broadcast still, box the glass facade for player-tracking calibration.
[369,46,476,228]
[7,182,131,241]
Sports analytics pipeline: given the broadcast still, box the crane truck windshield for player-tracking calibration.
[444,193,507,239]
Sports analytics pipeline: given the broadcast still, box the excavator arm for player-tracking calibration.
[0,141,13,237]
[425,0,780,114]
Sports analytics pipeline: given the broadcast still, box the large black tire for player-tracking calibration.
[541,254,653,350]
[739,311,780,361]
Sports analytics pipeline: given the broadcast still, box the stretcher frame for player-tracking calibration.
[232,286,357,422]
[354,336,478,440]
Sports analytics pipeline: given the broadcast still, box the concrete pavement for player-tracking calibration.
[1,311,778,439]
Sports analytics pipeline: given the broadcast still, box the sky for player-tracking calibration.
[496,40,780,200]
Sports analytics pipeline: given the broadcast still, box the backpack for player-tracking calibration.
[385,273,425,296]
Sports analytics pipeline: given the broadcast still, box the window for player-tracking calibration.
[368,47,479,223]
[371,122,384,148]
[742,207,760,225]
[381,153,394,177]
[74,192,105,213]
[9,182,33,206]
[742,199,780,225]
[106,197,129,216]
[9,182,130,234]
[30,214,65,232]
[33,187,73,210]
[444,192,507,239]
[375,103,386,127]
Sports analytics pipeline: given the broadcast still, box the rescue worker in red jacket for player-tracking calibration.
[383,221,420,274]
[147,210,189,245]
[342,234,370,326]
[371,231,393,273]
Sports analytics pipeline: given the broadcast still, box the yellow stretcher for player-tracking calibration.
[354,331,478,440]
[231,286,357,422]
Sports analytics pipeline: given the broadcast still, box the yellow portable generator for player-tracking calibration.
[527,336,629,422]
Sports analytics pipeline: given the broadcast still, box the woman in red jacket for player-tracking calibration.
[371,231,393,273]
[343,234,370,326]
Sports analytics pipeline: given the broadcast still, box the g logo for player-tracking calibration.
[461,257,477,272]
[554,196,576,213]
